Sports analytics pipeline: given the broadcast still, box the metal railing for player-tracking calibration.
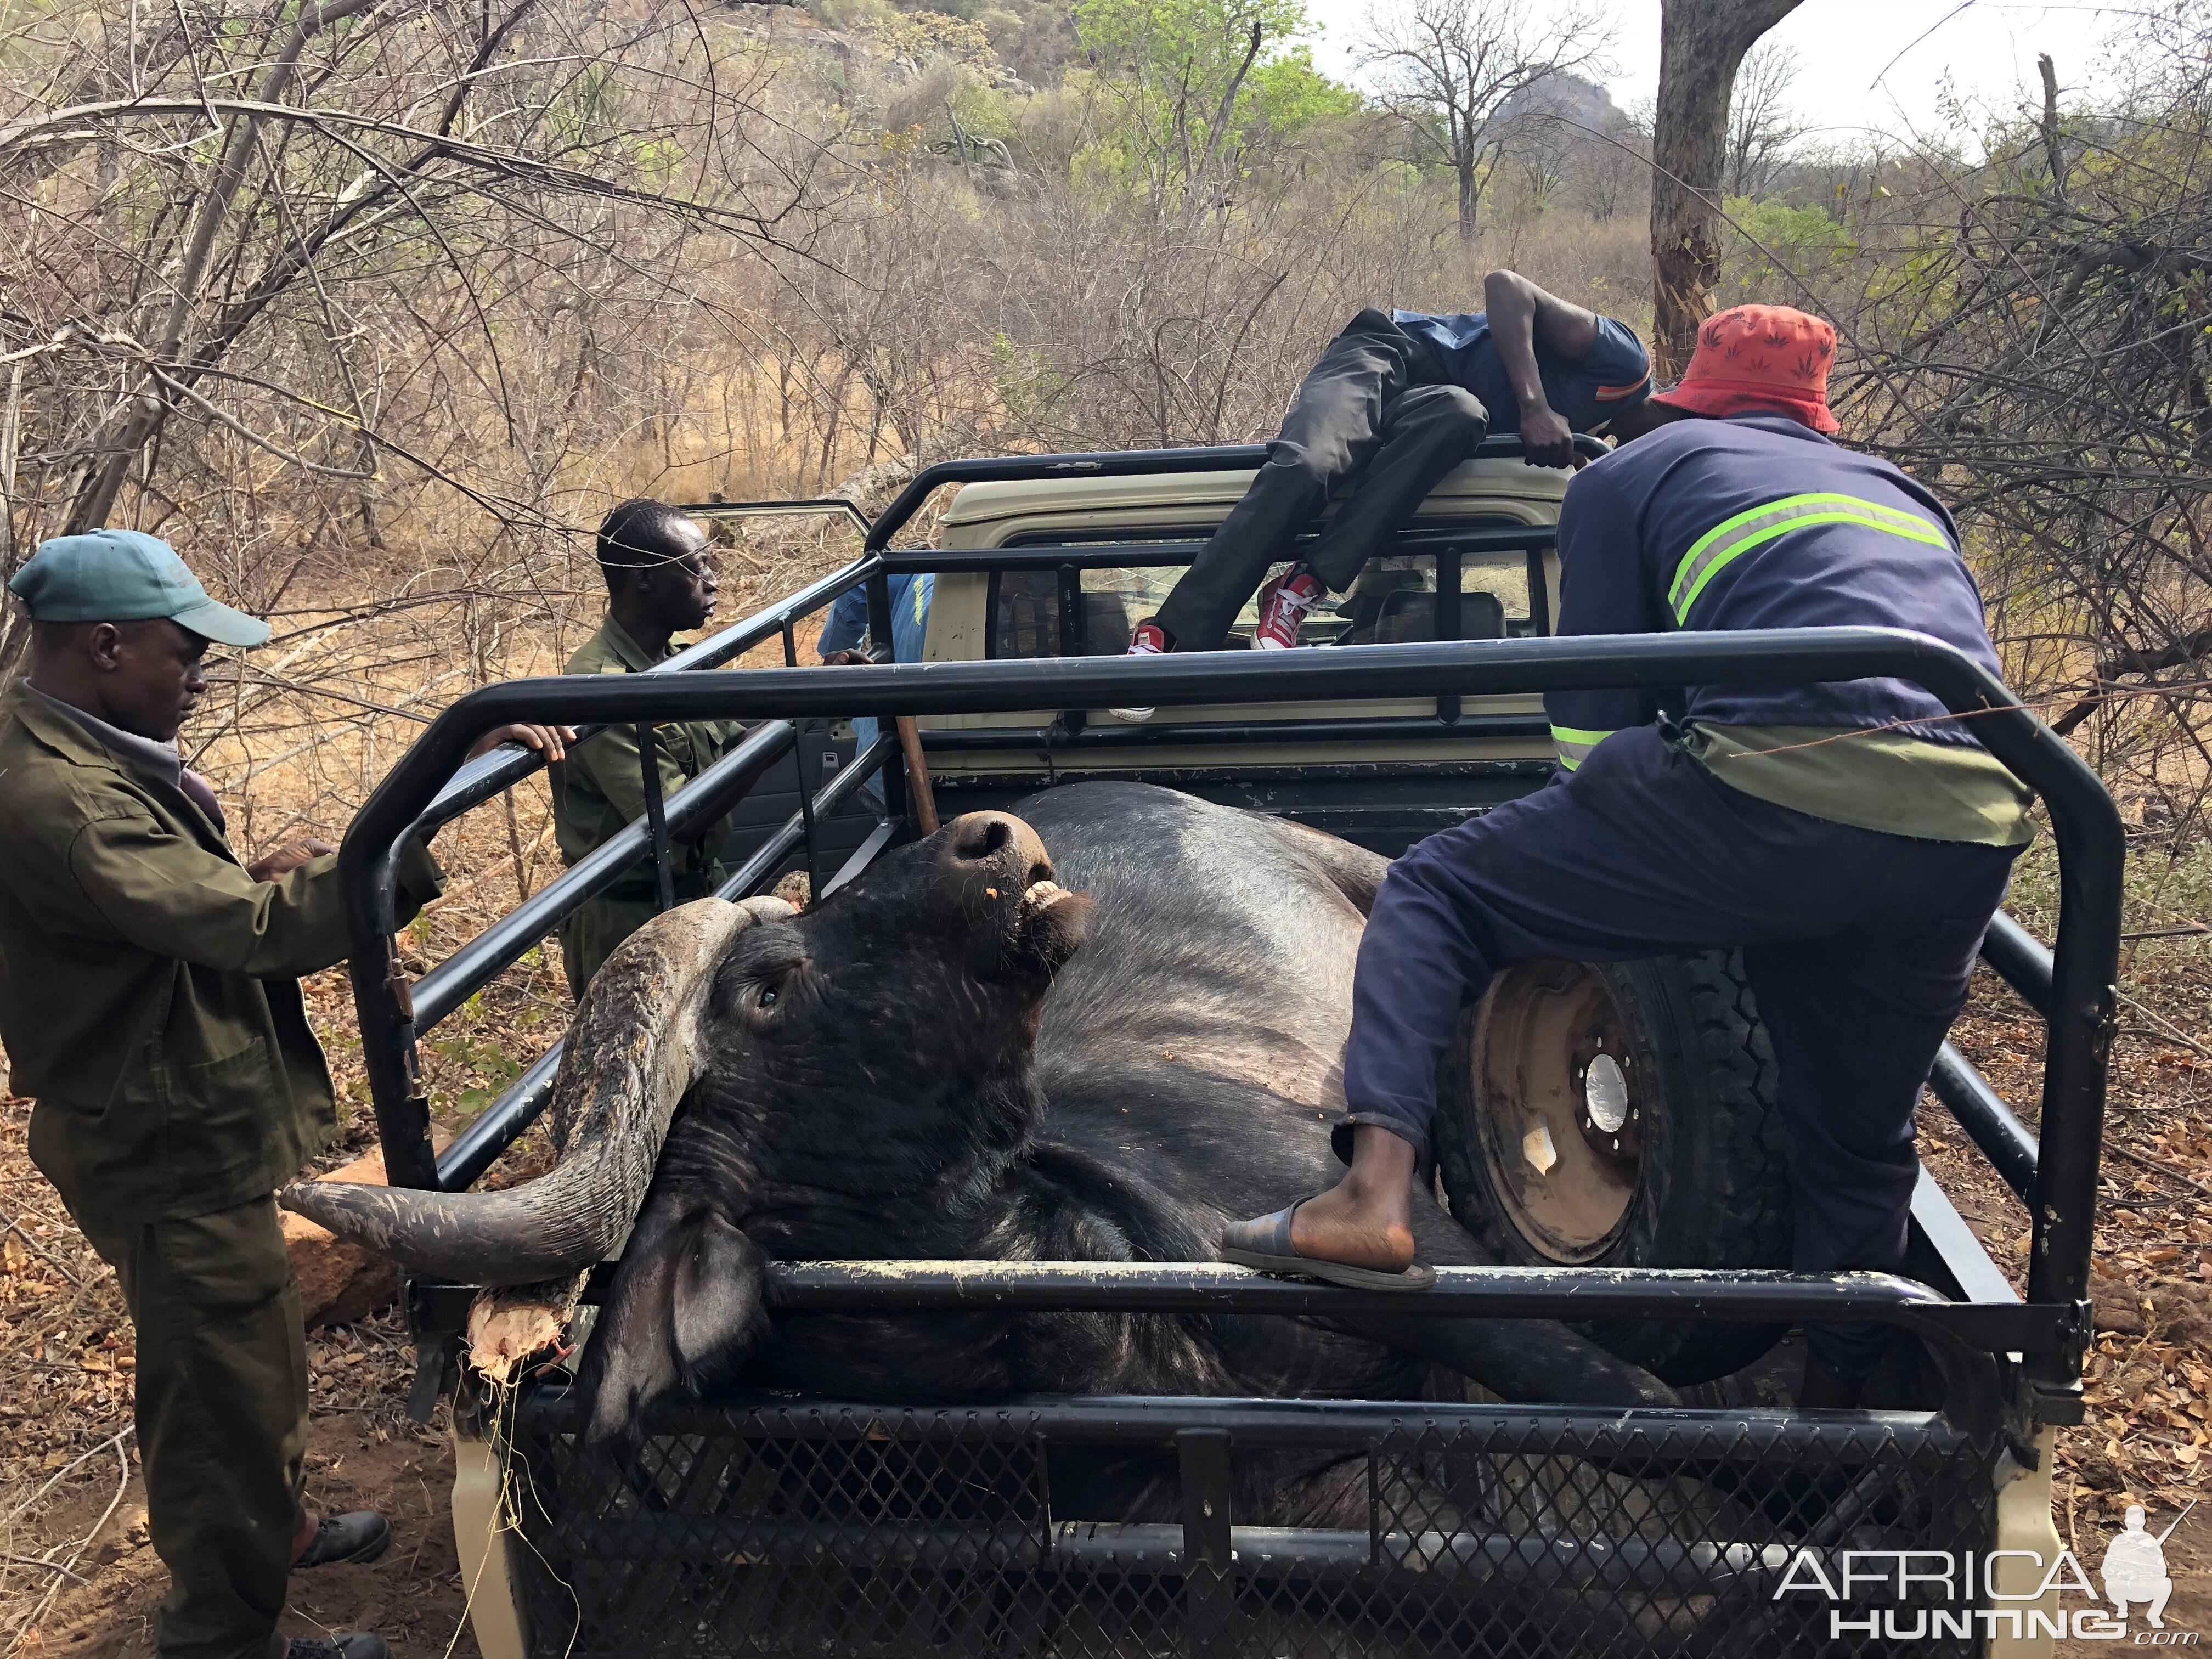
[345,621,2121,1420]
[374,436,1595,1197]
[426,728,896,1193]
[857,434,1609,554]
[406,434,1588,854]
[497,1384,2003,1658]
[405,437,1581,847]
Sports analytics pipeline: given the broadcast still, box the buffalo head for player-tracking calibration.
[283,810,1092,1438]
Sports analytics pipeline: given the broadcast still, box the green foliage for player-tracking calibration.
[1074,0,1305,72]
[1068,0,1351,213]
[1240,45,1359,143]
[425,1019,525,1115]
[949,82,1018,144]
[1719,195,1858,307]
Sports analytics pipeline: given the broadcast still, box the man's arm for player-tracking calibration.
[1543,465,1658,771]
[67,811,441,980]
[1484,270,1602,471]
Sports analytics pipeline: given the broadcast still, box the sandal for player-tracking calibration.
[1219,1197,1437,1291]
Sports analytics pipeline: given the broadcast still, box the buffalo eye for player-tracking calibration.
[755,981,779,1011]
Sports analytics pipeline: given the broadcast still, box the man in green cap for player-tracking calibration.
[0,529,563,1659]
[551,499,747,997]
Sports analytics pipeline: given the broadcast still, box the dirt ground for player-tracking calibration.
[20,1406,480,1659]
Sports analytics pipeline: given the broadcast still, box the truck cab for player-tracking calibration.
[913,456,1566,842]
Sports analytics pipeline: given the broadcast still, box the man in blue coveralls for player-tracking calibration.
[1222,306,2036,1408]
[1111,269,1651,719]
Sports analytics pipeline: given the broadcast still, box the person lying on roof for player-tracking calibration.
[1109,270,1651,720]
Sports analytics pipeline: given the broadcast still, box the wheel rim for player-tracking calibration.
[1469,960,1644,1263]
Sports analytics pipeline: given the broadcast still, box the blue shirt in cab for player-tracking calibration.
[817,572,934,764]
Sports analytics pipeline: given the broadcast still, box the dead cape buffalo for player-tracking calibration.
[286,781,1674,1447]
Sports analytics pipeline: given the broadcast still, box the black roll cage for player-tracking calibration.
[338,439,2121,1431]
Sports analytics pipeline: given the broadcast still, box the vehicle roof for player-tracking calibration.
[938,456,1571,528]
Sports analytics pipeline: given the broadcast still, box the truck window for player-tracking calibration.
[1464,550,1538,638]
[1327,552,1536,644]
[992,567,1173,659]
[989,550,1536,658]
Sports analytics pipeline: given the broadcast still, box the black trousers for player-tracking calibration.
[1340,727,2021,1385]
[1154,311,1488,651]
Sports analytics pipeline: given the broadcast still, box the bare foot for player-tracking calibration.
[290,1510,320,1564]
[1288,1125,1419,1272]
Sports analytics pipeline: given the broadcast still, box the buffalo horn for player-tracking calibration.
[280,895,788,1285]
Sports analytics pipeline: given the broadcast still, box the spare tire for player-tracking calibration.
[1434,949,1792,1385]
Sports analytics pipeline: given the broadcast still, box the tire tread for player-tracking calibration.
[1439,949,1793,1385]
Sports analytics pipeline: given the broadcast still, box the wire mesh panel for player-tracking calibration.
[501,1391,2001,1659]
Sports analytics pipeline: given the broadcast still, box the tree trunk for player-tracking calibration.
[2036,53,2069,202]
[1649,0,1803,379]
[1457,154,1479,242]
[1181,17,1263,227]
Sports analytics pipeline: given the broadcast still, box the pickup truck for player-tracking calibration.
[338,438,2120,1659]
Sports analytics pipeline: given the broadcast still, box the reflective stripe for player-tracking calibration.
[1666,493,1950,624]
[1550,725,1617,771]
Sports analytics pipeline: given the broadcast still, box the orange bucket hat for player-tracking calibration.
[1651,304,1840,433]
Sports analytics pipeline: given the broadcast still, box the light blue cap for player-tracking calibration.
[8,529,270,648]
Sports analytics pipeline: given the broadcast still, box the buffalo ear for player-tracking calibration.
[671,1212,769,1393]
[580,1201,770,1447]
[580,1200,685,1448]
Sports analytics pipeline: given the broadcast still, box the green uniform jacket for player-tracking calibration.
[549,616,748,891]
[0,683,440,1223]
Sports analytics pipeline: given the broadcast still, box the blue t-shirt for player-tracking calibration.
[1390,310,1651,432]
[817,573,934,766]
[817,572,932,664]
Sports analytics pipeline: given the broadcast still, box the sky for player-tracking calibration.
[1297,1,2134,153]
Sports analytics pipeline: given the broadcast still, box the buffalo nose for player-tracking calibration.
[946,811,1052,888]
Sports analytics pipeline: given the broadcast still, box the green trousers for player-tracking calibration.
[77,1195,307,1659]
[559,864,724,1000]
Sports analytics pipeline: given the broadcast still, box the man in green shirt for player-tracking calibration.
[552,499,747,997]
[0,531,563,1659]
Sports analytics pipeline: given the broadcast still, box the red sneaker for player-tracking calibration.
[1254,567,1326,650]
[1110,620,1170,722]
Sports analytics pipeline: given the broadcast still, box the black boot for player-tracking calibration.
[287,1634,389,1659]
[293,1510,391,1568]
